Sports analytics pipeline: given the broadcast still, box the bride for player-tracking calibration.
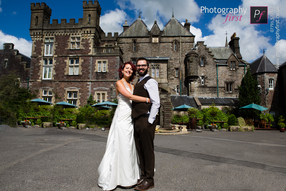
[98,62,150,191]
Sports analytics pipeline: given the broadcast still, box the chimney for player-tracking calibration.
[123,20,129,32]
[228,33,242,60]
[184,19,190,31]
[3,43,14,50]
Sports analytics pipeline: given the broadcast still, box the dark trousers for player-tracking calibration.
[134,115,158,183]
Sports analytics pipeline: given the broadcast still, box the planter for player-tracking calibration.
[56,123,65,129]
[190,118,197,129]
[280,128,285,132]
[43,122,52,128]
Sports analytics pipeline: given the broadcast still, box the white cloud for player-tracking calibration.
[100,9,127,34]
[0,30,32,57]
[265,39,286,65]
[116,0,200,29]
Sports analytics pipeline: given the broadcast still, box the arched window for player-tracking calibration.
[200,57,205,67]
[35,16,38,25]
[88,14,91,23]
[133,40,136,52]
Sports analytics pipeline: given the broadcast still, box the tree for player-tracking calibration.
[238,68,261,118]
[0,73,34,126]
[87,94,95,106]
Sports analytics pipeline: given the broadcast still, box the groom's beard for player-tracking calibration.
[138,68,148,77]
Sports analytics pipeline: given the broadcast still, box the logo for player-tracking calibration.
[250,6,268,24]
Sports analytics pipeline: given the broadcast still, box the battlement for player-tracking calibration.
[50,18,83,26]
[83,0,99,8]
[30,2,52,15]
[101,32,119,40]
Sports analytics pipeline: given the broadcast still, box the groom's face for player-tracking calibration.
[137,60,149,77]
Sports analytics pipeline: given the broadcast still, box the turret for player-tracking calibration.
[83,0,101,27]
[30,2,52,29]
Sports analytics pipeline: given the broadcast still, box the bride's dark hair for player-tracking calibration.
[119,62,137,81]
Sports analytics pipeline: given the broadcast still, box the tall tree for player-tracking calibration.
[238,68,261,118]
[0,73,34,126]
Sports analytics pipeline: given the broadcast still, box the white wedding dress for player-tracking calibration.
[98,81,139,191]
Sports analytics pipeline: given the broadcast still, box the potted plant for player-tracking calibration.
[278,115,285,132]
[188,108,199,129]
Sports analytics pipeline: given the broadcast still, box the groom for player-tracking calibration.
[132,57,160,191]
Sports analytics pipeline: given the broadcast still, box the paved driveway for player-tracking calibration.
[0,125,286,191]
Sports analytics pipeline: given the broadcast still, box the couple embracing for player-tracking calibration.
[98,57,160,191]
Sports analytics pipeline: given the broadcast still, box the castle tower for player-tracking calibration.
[30,3,52,29]
[83,0,101,27]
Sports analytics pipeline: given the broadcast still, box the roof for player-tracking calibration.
[197,97,239,106]
[209,47,233,60]
[249,54,278,74]
[150,21,161,36]
[171,95,198,108]
[171,95,239,109]
[162,17,194,37]
[119,18,149,37]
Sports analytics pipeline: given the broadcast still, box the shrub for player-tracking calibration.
[182,115,189,123]
[245,119,254,126]
[228,114,237,125]
[36,118,42,126]
[171,115,181,124]
[188,108,198,118]
[237,117,246,127]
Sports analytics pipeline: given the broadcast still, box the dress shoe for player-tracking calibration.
[135,180,154,191]
[137,178,144,185]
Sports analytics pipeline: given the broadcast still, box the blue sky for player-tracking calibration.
[0,0,285,64]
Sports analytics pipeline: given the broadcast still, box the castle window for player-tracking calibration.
[42,90,53,103]
[226,82,233,93]
[176,85,179,94]
[35,16,38,25]
[201,76,205,85]
[200,58,205,67]
[133,40,136,52]
[230,61,236,70]
[88,14,91,23]
[151,68,155,77]
[152,37,159,43]
[71,36,80,49]
[44,37,54,56]
[67,91,78,106]
[156,68,159,77]
[69,58,79,75]
[43,58,53,80]
[95,60,108,72]
[95,91,108,103]
[3,59,8,69]
[269,79,274,90]
[175,68,179,78]
[173,41,178,51]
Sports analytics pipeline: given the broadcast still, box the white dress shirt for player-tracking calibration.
[138,74,160,124]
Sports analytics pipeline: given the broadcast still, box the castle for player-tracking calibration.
[28,1,249,128]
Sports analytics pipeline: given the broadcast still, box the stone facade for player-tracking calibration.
[0,43,30,88]
[29,1,122,106]
[249,54,279,115]
[184,35,247,98]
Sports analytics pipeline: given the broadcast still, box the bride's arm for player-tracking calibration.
[116,81,150,103]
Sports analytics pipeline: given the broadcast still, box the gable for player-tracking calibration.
[119,18,149,37]
[162,18,194,37]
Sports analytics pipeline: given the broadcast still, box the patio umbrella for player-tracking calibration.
[92,101,118,107]
[97,106,111,110]
[29,98,52,105]
[172,104,193,111]
[56,101,78,108]
[240,103,268,121]
[239,103,268,111]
